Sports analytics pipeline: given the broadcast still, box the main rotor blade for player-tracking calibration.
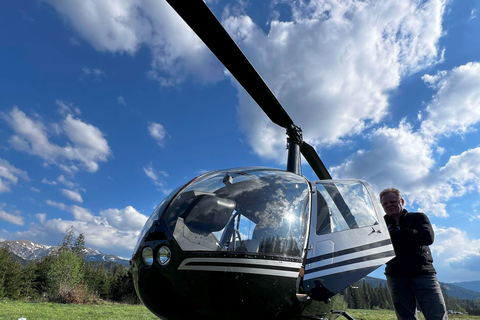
[300,142,332,180]
[165,0,294,129]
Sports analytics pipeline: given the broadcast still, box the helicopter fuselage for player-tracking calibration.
[130,167,394,320]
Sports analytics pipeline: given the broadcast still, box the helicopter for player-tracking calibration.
[130,1,395,320]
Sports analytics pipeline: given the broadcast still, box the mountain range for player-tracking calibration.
[0,239,130,267]
[364,276,480,301]
[1,239,479,300]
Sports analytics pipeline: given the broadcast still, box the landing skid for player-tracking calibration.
[302,310,355,320]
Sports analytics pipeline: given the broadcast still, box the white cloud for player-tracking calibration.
[2,106,111,173]
[330,120,434,189]
[143,163,171,195]
[148,122,168,146]
[42,178,57,185]
[82,67,106,79]
[46,200,68,211]
[4,205,149,258]
[62,189,83,203]
[421,62,480,137]
[45,0,223,86]
[226,0,446,163]
[57,175,76,189]
[44,0,447,162]
[99,206,147,231]
[56,100,81,115]
[328,60,480,219]
[432,225,480,282]
[0,158,28,193]
[36,213,47,224]
[71,205,94,222]
[62,114,111,172]
[0,209,24,226]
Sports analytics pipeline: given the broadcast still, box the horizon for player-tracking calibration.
[1,0,480,283]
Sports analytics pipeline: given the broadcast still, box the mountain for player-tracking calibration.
[452,281,480,295]
[0,239,130,267]
[364,276,480,300]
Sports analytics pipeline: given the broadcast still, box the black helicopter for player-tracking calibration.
[130,1,395,319]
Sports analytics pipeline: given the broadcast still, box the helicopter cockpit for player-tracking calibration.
[162,168,310,258]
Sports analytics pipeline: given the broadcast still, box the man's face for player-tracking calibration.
[380,192,404,219]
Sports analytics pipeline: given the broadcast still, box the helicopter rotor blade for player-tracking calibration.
[300,142,332,180]
[165,0,294,129]
[166,0,332,180]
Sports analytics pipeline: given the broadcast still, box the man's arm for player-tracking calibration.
[390,212,434,247]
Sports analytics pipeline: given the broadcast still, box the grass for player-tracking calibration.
[0,300,158,320]
[0,301,479,320]
[348,309,480,320]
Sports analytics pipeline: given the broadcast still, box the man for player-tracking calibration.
[379,188,448,320]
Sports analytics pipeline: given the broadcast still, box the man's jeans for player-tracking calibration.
[386,274,448,320]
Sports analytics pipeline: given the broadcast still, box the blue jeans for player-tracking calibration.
[386,274,448,320]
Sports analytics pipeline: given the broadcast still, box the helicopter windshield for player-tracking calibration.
[163,168,311,258]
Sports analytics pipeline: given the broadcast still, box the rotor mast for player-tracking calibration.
[286,124,303,176]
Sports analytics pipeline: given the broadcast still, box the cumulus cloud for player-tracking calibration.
[43,0,447,163]
[45,0,224,86]
[148,122,168,146]
[2,106,111,173]
[0,158,28,193]
[4,204,149,258]
[421,62,480,137]
[432,225,480,282]
[71,205,94,222]
[330,62,480,218]
[99,206,147,231]
[228,0,446,162]
[0,209,24,226]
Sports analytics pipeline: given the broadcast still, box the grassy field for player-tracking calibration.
[348,308,479,320]
[0,300,158,320]
[1,301,478,320]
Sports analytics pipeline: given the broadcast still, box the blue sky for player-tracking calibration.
[1,0,479,283]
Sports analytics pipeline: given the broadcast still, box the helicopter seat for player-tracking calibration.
[244,239,260,253]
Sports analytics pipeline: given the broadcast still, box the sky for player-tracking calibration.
[0,0,479,284]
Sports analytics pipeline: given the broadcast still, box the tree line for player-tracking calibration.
[344,279,480,315]
[0,227,138,304]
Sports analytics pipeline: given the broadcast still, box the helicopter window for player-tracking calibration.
[163,168,310,257]
[316,192,332,235]
[316,181,379,234]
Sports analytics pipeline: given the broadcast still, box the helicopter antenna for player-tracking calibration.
[166,0,332,180]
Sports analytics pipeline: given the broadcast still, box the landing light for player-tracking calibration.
[142,247,154,267]
[157,246,171,266]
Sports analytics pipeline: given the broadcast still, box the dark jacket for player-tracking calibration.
[384,209,436,277]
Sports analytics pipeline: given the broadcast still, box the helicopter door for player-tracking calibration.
[303,180,394,300]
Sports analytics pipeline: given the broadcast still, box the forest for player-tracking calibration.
[1,227,479,316]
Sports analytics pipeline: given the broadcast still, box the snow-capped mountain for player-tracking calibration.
[0,239,129,266]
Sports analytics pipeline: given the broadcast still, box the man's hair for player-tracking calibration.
[379,188,402,200]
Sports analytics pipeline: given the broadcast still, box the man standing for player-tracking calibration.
[379,188,448,320]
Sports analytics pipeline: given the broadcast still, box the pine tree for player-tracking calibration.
[0,247,22,299]
[73,233,86,258]
[46,226,89,303]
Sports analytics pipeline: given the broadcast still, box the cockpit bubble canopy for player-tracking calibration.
[162,168,311,258]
